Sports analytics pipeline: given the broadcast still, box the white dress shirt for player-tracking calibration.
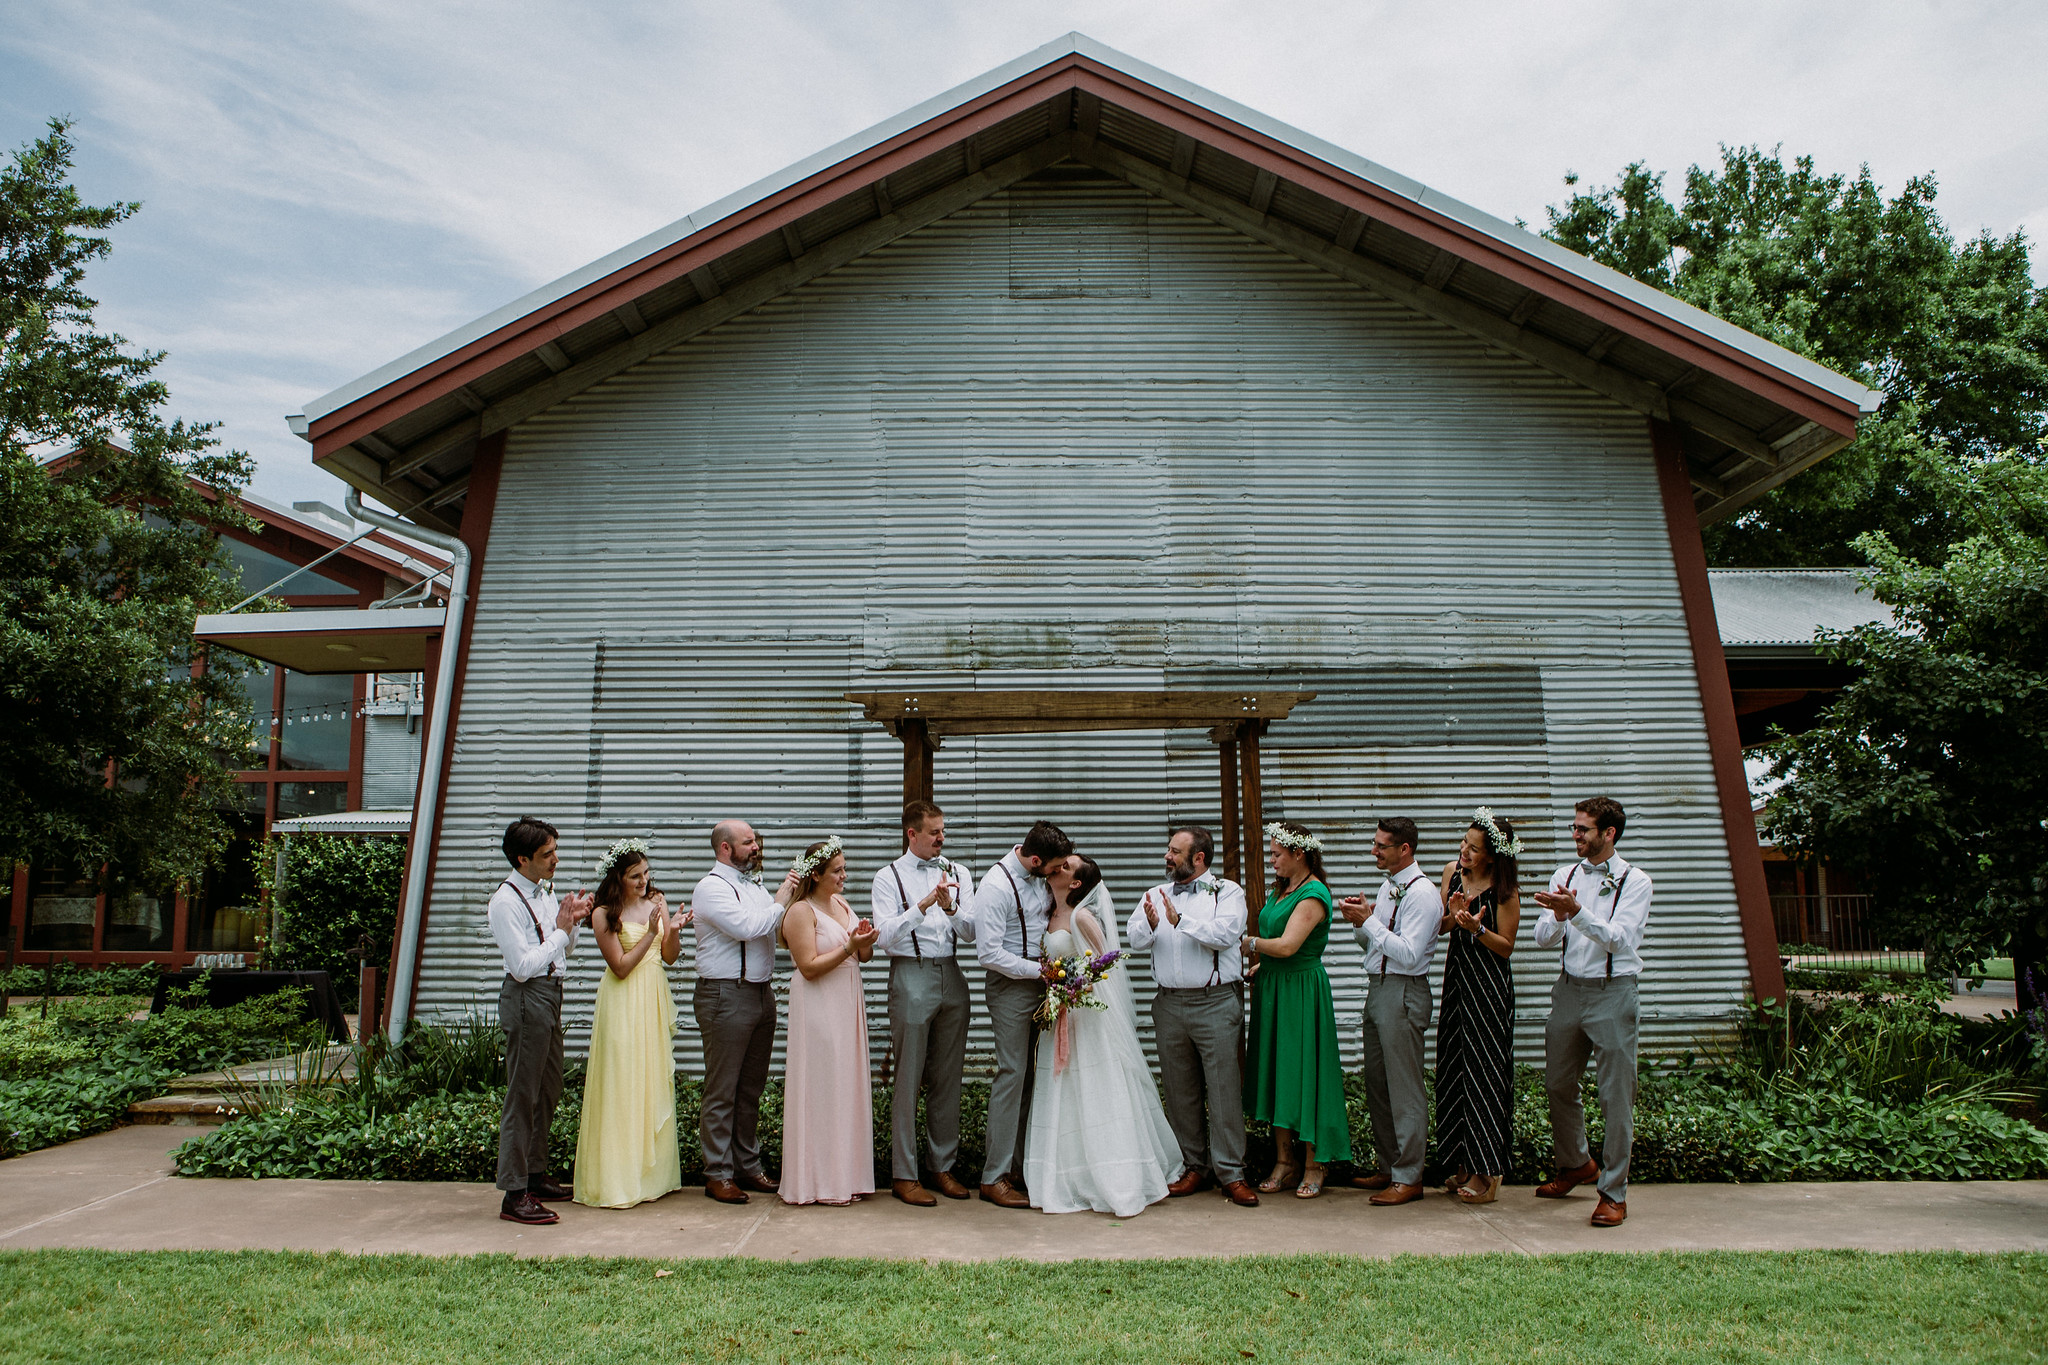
[488,870,579,982]
[1127,876,1248,988]
[691,861,784,982]
[974,848,1053,983]
[1353,862,1443,977]
[871,852,977,960]
[1533,853,1653,978]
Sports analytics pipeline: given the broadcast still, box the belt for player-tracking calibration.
[699,976,771,986]
[1371,970,1427,981]
[1561,970,1639,986]
[1157,980,1242,992]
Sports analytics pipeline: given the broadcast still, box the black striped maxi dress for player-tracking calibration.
[1433,872,1515,1176]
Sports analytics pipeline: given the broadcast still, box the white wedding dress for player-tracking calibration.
[1022,887,1183,1216]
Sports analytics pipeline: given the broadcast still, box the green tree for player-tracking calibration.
[263,834,405,1006]
[1545,147,2048,567]
[1,119,260,895]
[1762,454,2048,1013]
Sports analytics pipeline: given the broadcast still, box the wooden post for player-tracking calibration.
[1217,730,1241,885]
[1239,720,1266,909]
[358,966,380,1042]
[898,719,935,816]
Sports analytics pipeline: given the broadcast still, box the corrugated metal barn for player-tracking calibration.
[287,36,1875,1073]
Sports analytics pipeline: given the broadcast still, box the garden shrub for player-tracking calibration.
[0,962,164,997]
[263,833,404,1004]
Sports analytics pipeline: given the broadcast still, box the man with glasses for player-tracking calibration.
[1530,796,1654,1227]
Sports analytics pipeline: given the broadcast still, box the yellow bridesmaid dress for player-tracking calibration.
[572,920,682,1207]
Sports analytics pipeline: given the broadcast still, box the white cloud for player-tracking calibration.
[6,0,2044,508]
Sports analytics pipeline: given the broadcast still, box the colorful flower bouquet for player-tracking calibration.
[1035,948,1124,1074]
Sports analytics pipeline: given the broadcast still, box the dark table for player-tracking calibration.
[150,969,352,1043]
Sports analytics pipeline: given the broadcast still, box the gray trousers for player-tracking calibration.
[496,974,564,1193]
[1152,983,1248,1184]
[693,977,777,1182]
[981,972,1042,1186]
[1545,972,1639,1202]
[1361,972,1433,1185]
[888,957,971,1181]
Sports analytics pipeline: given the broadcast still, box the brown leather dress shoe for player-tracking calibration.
[1590,1196,1627,1227]
[703,1178,750,1204]
[525,1176,572,1202]
[978,1179,1031,1209]
[892,1179,938,1207]
[1220,1180,1261,1207]
[499,1191,559,1224]
[1167,1170,1216,1197]
[1367,1182,1425,1206]
[736,1171,780,1194]
[1347,1171,1393,1191]
[926,1170,971,1200]
[1535,1159,1600,1199]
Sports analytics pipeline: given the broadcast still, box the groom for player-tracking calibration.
[1130,826,1259,1207]
[973,819,1072,1209]
[691,818,790,1205]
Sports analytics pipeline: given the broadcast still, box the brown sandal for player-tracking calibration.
[1295,1163,1327,1199]
[1456,1175,1502,1205]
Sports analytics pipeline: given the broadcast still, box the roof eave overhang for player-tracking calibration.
[298,35,1874,532]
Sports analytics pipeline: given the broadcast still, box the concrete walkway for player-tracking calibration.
[2,1125,2044,1261]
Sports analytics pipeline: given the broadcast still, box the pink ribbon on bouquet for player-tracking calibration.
[1053,1008,1073,1075]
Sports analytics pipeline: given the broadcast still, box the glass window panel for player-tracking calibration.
[223,538,356,597]
[279,671,353,771]
[276,781,347,818]
[188,830,263,952]
[26,867,99,951]
[236,665,277,770]
[104,875,174,952]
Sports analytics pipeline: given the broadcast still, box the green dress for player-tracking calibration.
[1243,878,1352,1161]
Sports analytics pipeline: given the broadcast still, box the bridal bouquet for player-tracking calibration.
[1035,949,1124,1075]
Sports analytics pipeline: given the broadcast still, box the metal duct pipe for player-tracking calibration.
[343,489,470,1044]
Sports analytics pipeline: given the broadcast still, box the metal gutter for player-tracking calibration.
[292,33,1878,435]
[342,488,468,1044]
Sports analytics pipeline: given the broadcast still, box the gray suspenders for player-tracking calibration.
[1378,871,1424,981]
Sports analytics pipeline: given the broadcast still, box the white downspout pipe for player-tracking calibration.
[344,489,469,1044]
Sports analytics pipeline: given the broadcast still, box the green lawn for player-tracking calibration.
[2,1250,2043,1363]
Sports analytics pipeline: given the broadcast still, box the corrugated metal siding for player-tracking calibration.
[413,170,1749,1075]
[361,713,422,809]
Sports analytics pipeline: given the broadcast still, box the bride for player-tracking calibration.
[1022,854,1183,1216]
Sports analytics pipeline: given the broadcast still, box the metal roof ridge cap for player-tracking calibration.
[297,33,1097,428]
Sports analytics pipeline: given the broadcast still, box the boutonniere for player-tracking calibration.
[1194,876,1221,896]
[1388,878,1411,906]
[1599,872,1619,898]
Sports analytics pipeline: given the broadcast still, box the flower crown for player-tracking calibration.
[1263,821,1323,852]
[1472,807,1524,858]
[789,835,843,881]
[593,837,650,879]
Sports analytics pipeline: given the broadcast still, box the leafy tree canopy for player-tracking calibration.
[1,119,261,893]
[1545,146,2048,567]
[1762,454,2048,1010]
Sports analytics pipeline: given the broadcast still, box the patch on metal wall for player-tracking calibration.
[1163,666,1546,748]
[1007,170,1150,299]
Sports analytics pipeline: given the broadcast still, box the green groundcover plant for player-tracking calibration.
[0,978,322,1158]
[173,981,2048,1185]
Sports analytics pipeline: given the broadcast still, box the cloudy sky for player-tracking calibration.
[5,0,2043,511]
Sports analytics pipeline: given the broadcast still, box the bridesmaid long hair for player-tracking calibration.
[593,850,648,934]
[1272,820,1326,892]
[1469,814,1520,903]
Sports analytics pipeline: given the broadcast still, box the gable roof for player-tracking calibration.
[291,33,1877,535]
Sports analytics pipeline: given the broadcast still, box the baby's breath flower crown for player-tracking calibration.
[1472,807,1524,859]
[1263,821,1323,852]
[789,835,844,881]
[593,837,650,880]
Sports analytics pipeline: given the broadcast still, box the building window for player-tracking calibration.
[26,868,98,951]
[187,826,264,952]
[104,875,174,952]
[280,670,355,772]
[277,782,348,818]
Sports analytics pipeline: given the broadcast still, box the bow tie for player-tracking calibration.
[1581,860,1611,876]
[916,858,948,873]
[1170,881,1201,897]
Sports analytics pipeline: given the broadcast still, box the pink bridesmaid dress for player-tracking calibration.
[780,907,875,1205]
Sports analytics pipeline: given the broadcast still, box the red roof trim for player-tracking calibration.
[311,52,1861,459]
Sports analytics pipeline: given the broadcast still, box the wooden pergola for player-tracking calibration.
[843,690,1316,906]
